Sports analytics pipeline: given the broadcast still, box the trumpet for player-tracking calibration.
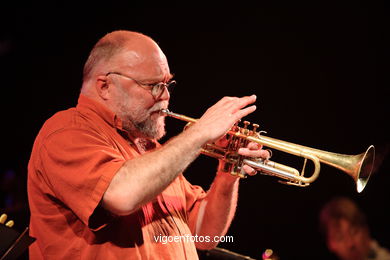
[161,109,375,193]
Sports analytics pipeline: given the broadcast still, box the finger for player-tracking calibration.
[230,94,256,112]
[211,97,240,111]
[265,149,272,160]
[234,95,257,110]
[238,148,270,159]
[233,105,257,121]
[247,142,262,150]
[221,95,255,107]
[242,165,257,176]
[219,96,237,104]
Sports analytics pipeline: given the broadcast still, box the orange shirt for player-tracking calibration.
[28,95,206,259]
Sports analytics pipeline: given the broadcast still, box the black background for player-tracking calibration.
[0,2,388,259]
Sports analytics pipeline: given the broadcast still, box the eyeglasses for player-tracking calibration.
[106,72,176,99]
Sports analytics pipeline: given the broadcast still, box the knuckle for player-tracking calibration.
[224,96,238,101]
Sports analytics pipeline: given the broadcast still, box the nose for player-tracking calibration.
[157,86,170,101]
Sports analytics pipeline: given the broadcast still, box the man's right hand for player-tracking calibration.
[189,95,257,144]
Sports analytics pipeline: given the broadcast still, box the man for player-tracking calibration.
[27,30,270,259]
[319,197,390,260]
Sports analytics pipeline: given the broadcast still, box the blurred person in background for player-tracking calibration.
[319,196,390,260]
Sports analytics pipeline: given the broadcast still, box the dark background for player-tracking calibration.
[0,2,388,259]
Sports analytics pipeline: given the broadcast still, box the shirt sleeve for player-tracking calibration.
[179,174,207,233]
[38,127,126,230]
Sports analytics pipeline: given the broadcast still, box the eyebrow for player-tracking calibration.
[164,73,174,82]
[147,73,174,84]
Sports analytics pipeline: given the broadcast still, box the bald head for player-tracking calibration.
[83,31,166,80]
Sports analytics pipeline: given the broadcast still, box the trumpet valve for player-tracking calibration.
[232,120,241,132]
[252,123,259,134]
[241,121,250,135]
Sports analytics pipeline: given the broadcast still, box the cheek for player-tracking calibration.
[130,88,156,110]
[121,92,153,113]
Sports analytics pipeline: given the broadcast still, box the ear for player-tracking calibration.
[96,75,110,100]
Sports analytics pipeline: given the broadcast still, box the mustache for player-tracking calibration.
[149,102,168,114]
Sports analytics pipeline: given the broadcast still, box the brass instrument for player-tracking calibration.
[0,214,14,228]
[161,109,375,193]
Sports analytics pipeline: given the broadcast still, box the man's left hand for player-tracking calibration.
[238,142,271,176]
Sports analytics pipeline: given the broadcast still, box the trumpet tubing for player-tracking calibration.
[161,109,375,193]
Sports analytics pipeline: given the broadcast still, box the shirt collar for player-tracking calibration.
[76,94,159,151]
[76,94,124,131]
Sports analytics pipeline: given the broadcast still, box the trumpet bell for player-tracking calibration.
[355,145,375,193]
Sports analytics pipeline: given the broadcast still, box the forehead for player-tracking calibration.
[114,47,171,80]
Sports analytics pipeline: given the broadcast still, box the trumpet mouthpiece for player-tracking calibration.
[160,109,170,115]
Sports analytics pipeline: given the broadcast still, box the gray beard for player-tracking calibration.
[114,82,166,140]
[134,117,166,140]
[122,115,166,140]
